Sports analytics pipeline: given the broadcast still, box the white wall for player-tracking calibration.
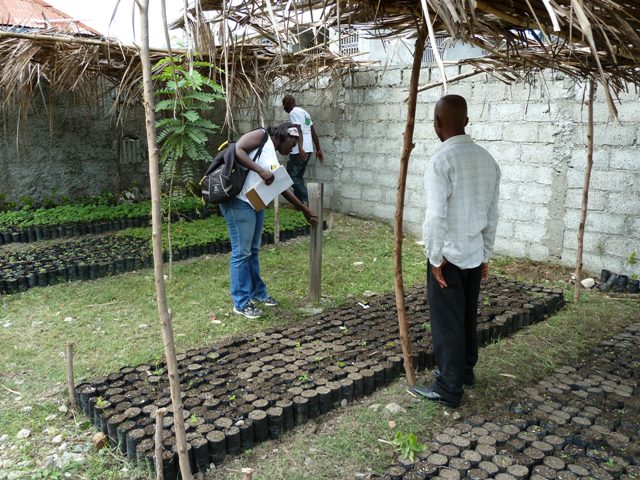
[234,65,640,277]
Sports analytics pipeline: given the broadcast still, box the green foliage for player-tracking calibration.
[154,57,224,192]
[390,431,426,462]
[122,208,307,253]
[628,251,637,266]
[0,197,203,230]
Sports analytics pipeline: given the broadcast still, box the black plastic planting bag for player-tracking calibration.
[201,128,268,204]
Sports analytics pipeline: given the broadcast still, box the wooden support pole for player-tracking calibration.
[308,183,324,302]
[393,26,428,387]
[574,79,596,303]
[137,1,192,479]
[65,342,76,410]
[154,408,167,480]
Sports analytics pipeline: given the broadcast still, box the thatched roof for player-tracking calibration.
[196,0,640,110]
[1,0,639,123]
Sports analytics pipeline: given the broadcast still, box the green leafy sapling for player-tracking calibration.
[154,57,224,193]
[390,431,426,463]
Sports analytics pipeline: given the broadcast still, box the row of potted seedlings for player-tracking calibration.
[74,279,565,479]
[0,198,217,245]
[0,210,317,295]
[373,322,640,480]
[599,269,640,294]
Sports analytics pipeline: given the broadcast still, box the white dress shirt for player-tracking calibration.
[423,134,501,269]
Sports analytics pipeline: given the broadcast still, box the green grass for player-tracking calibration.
[1,213,638,480]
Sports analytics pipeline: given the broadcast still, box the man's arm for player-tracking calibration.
[423,159,451,269]
[481,167,501,264]
[310,125,323,161]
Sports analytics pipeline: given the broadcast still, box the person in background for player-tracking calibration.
[282,94,324,204]
[220,122,317,319]
[412,94,501,408]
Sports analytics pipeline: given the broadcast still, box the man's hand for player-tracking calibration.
[259,169,275,185]
[299,148,308,161]
[302,207,318,226]
[316,150,324,162]
[432,258,449,288]
[481,262,489,281]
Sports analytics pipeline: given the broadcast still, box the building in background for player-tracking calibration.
[0,0,100,35]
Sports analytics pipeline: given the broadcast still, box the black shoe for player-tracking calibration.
[409,385,460,408]
[433,368,475,388]
[233,302,263,319]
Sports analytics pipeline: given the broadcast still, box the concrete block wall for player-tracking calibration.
[0,88,152,202]
[233,66,640,276]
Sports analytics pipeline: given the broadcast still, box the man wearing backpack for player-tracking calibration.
[282,95,324,204]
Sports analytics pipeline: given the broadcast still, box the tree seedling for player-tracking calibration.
[388,431,426,463]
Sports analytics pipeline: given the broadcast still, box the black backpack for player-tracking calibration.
[201,128,269,204]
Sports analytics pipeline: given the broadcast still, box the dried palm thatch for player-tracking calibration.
[196,0,640,112]
[2,0,640,129]
[0,16,361,134]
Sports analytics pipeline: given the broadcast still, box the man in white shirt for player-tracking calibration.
[412,94,501,408]
[282,95,324,204]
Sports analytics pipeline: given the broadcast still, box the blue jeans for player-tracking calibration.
[219,198,269,310]
[287,153,313,204]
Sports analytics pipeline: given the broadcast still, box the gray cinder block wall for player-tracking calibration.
[0,88,150,202]
[235,65,640,276]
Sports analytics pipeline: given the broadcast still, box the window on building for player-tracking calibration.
[422,35,447,64]
[339,28,359,56]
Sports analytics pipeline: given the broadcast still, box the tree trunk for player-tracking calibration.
[574,79,596,303]
[394,26,427,387]
[136,1,193,479]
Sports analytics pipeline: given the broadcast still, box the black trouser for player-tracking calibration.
[427,261,482,403]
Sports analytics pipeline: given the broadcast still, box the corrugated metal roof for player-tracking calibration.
[0,0,100,35]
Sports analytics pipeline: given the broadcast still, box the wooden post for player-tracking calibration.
[65,342,76,410]
[574,78,596,303]
[393,26,428,387]
[308,182,323,302]
[154,408,167,480]
[274,197,281,245]
[242,468,254,480]
[136,1,193,479]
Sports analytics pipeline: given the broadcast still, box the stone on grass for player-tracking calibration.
[385,403,407,415]
[91,432,107,450]
[581,278,596,289]
[15,429,31,439]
